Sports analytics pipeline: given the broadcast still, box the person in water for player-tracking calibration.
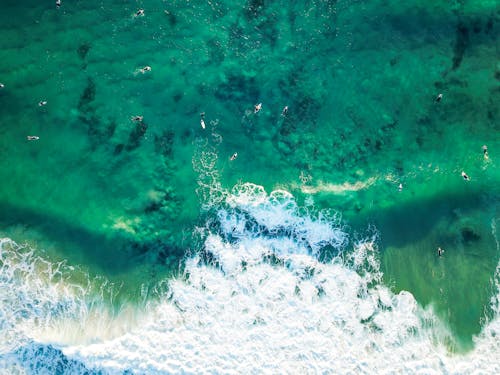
[230,152,238,161]
[38,101,47,107]
[254,103,262,113]
[461,171,470,181]
[0,83,4,89]
[483,145,489,159]
[27,136,39,141]
[435,93,443,102]
[437,247,444,257]
[200,112,206,129]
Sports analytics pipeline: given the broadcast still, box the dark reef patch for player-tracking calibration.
[78,77,96,110]
[244,0,265,19]
[452,20,469,70]
[206,38,225,65]
[77,43,91,60]
[125,121,148,152]
[154,130,175,158]
[214,73,259,104]
[77,77,117,149]
[461,227,480,244]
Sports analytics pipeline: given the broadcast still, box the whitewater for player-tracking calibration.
[1,139,499,374]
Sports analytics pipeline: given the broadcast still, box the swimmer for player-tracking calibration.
[27,136,39,141]
[482,145,489,159]
[230,152,238,161]
[200,112,206,129]
[56,0,61,8]
[282,105,288,116]
[140,66,151,73]
[135,9,145,17]
[437,247,444,257]
[398,183,403,192]
[38,101,47,107]
[435,93,443,102]
[254,103,262,113]
[461,171,470,181]
[131,115,143,122]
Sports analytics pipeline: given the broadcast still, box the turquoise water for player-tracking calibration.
[0,0,499,373]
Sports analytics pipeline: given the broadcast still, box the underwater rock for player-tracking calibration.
[494,68,500,82]
[244,0,264,19]
[125,121,148,151]
[77,43,91,60]
[76,77,118,149]
[77,77,96,111]
[452,20,469,70]
[154,130,175,158]
[164,10,177,27]
[461,227,480,244]
[113,143,124,155]
[206,38,225,65]
[144,189,176,214]
[86,120,117,150]
[214,73,259,104]
[279,116,296,137]
[173,92,183,103]
[276,140,292,155]
[292,94,322,126]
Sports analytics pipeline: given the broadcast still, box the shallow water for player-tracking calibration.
[0,0,499,372]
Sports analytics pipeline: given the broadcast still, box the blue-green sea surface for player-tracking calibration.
[0,0,499,372]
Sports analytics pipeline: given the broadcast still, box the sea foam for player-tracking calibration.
[58,183,498,374]
[1,140,499,374]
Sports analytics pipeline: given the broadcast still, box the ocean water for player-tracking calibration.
[0,0,499,373]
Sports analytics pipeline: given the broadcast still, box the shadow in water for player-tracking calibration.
[349,184,497,251]
[0,200,184,278]
[349,185,498,350]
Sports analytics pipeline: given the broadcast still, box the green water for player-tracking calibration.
[0,0,498,349]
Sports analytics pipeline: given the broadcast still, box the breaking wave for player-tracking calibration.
[1,136,499,374]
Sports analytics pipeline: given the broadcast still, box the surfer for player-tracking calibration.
[461,171,470,181]
[0,83,4,89]
[135,9,145,17]
[282,106,288,116]
[27,136,39,141]
[230,152,238,161]
[56,0,61,8]
[437,247,444,257]
[200,112,206,129]
[140,66,151,73]
[254,103,262,113]
[482,145,489,159]
[38,101,47,107]
[131,115,143,122]
[398,183,403,192]
[435,93,442,102]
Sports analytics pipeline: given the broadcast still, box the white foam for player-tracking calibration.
[0,238,142,373]
[1,177,499,373]
[59,186,499,374]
